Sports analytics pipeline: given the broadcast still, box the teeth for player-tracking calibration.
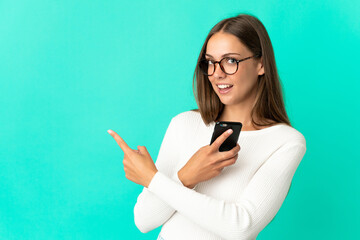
[217,84,233,89]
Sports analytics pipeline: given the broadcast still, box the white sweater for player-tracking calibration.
[133,110,306,240]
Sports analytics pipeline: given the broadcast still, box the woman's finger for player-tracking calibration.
[107,129,134,157]
[210,129,233,152]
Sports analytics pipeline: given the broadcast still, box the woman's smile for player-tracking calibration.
[217,84,234,94]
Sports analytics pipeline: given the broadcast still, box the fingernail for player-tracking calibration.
[107,130,113,134]
[227,129,233,134]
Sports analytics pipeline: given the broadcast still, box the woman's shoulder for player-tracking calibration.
[274,123,306,148]
[171,109,201,123]
[167,110,203,134]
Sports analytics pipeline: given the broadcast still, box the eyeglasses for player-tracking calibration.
[199,55,259,76]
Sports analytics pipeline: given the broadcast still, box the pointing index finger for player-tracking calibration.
[108,129,133,156]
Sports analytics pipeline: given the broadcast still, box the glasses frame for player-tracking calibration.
[199,54,260,76]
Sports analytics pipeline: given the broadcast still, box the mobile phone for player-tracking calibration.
[210,121,242,152]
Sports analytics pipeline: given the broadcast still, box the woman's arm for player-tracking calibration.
[133,172,187,233]
[146,141,306,239]
[133,116,192,233]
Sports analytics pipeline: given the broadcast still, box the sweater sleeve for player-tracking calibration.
[146,141,307,239]
[133,115,194,233]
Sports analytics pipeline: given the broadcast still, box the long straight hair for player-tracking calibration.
[191,13,291,129]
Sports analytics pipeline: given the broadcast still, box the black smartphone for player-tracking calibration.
[210,121,242,152]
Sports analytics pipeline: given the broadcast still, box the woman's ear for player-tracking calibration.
[257,57,265,76]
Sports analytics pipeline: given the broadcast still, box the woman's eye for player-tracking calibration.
[207,60,214,65]
[226,58,237,64]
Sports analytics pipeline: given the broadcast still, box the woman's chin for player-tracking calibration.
[219,98,234,105]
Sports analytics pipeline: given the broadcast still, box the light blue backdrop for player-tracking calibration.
[0,0,359,239]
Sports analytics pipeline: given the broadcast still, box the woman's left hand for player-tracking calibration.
[107,129,158,188]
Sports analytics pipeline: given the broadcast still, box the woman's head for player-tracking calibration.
[192,13,291,128]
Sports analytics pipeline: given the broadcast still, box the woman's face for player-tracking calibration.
[205,31,264,106]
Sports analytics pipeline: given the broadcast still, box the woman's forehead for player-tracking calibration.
[206,32,246,56]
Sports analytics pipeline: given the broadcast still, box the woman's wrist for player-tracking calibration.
[178,169,196,189]
[146,169,158,188]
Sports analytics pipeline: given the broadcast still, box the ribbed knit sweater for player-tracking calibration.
[133,110,307,240]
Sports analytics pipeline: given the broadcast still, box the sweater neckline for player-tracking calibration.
[209,121,286,136]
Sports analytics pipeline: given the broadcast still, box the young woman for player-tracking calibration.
[108,13,307,240]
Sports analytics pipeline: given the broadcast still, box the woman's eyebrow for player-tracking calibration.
[205,53,242,57]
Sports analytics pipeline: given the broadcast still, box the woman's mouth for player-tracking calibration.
[217,84,233,94]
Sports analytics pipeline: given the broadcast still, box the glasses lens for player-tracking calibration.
[221,57,238,74]
[199,59,214,76]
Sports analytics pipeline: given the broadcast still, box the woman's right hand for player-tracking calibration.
[178,129,241,189]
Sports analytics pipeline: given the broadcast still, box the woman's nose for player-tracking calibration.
[213,62,226,78]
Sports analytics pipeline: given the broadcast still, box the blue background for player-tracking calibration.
[1,0,359,239]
